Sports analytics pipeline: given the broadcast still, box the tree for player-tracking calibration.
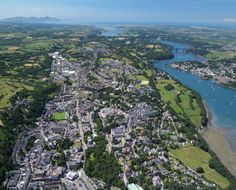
[164,84,175,91]
[84,135,123,188]
[72,115,78,123]
[196,167,204,174]
[57,138,74,151]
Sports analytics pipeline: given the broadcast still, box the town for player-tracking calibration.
[1,1,236,189]
[4,36,221,190]
[171,61,236,87]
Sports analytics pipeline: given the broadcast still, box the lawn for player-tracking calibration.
[156,79,202,127]
[129,75,149,89]
[52,112,69,121]
[170,146,230,189]
[136,75,149,85]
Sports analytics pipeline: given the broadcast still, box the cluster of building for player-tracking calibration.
[171,61,236,86]
[5,37,219,190]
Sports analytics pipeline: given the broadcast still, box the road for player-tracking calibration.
[12,133,24,166]
[77,170,96,190]
[22,150,33,190]
[131,139,140,159]
[168,116,179,138]
[76,99,88,150]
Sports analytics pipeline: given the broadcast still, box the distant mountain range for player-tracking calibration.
[0,16,60,24]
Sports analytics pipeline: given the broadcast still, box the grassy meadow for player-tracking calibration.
[170,146,230,189]
[0,78,33,110]
[156,79,202,127]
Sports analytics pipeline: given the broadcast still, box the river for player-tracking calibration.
[154,41,236,152]
[96,24,123,36]
[101,26,236,153]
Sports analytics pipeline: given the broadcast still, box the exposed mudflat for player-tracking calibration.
[202,128,236,177]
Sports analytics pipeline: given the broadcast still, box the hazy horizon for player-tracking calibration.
[0,0,236,26]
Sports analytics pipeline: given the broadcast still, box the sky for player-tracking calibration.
[0,0,236,24]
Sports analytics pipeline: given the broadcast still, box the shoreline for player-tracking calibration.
[169,63,236,91]
[201,102,236,177]
[212,75,236,91]
[155,39,236,177]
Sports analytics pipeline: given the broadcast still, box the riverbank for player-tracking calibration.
[202,128,236,177]
[155,40,236,177]
[201,104,236,177]
[170,63,236,91]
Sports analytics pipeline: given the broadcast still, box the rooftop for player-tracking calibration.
[127,183,144,190]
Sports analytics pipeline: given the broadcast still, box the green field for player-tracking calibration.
[145,69,153,77]
[0,78,34,110]
[99,57,113,64]
[23,41,53,52]
[206,50,236,61]
[170,146,230,189]
[136,75,149,85]
[52,112,69,121]
[130,75,149,89]
[156,80,202,127]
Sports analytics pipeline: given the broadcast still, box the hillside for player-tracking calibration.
[0,16,60,24]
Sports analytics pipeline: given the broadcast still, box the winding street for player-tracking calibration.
[76,99,87,150]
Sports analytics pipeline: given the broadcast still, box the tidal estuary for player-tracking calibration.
[154,41,236,153]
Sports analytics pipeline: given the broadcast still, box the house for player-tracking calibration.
[111,127,125,138]
[51,127,65,135]
[66,171,78,181]
[127,183,144,190]
[6,170,21,190]
[66,161,81,171]
[33,169,46,179]
[42,182,64,190]
[50,167,64,180]
[152,176,161,186]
